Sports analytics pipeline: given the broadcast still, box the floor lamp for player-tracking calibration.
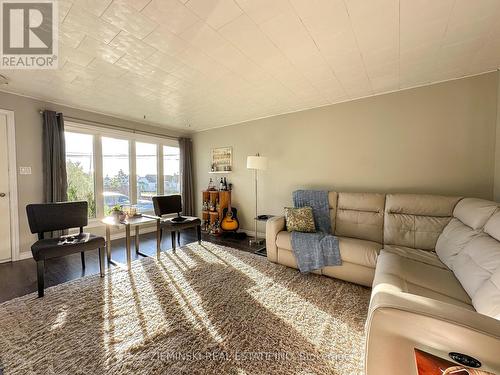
[247,154,268,246]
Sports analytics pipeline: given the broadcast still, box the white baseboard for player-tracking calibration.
[19,251,33,260]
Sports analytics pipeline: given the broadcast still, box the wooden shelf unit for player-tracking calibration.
[201,190,231,228]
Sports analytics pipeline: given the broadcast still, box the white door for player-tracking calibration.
[0,114,12,262]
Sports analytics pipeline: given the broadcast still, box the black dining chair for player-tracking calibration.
[152,195,201,250]
[26,201,106,297]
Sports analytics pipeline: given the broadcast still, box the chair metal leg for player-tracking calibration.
[81,252,85,269]
[171,231,176,251]
[197,225,202,244]
[177,231,181,245]
[37,260,45,298]
[98,248,105,277]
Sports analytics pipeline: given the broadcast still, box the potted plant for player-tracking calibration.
[111,205,125,221]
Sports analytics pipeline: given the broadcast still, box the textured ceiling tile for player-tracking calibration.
[64,5,120,44]
[72,0,113,17]
[109,31,157,60]
[141,0,200,35]
[101,2,158,39]
[143,26,190,56]
[77,36,125,64]
[186,0,242,29]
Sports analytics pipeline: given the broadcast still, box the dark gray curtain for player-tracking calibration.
[179,137,194,216]
[42,111,67,203]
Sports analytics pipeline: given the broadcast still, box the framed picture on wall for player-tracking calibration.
[211,147,232,172]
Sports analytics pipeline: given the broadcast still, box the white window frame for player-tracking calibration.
[65,121,179,225]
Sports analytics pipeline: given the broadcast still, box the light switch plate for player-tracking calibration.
[19,166,31,175]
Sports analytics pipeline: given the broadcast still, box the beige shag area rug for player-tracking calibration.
[0,242,370,375]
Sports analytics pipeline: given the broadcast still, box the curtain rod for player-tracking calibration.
[39,110,181,141]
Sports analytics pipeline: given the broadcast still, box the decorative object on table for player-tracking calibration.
[221,197,239,232]
[26,201,105,297]
[247,153,268,246]
[284,207,316,232]
[211,146,232,172]
[111,205,126,221]
[122,204,140,218]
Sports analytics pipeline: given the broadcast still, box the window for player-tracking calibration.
[102,137,130,215]
[136,142,157,212]
[64,122,180,220]
[163,145,180,194]
[65,132,96,218]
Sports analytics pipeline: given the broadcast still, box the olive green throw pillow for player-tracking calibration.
[284,207,316,233]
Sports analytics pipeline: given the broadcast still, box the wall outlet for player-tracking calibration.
[19,166,31,175]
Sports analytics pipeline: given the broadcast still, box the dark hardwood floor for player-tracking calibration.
[0,230,264,303]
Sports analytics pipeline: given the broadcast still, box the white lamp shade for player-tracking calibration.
[247,155,268,170]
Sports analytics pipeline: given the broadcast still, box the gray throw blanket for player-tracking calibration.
[291,190,341,273]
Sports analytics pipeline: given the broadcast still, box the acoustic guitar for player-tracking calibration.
[221,200,239,232]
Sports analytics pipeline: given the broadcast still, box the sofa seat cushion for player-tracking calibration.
[276,231,381,268]
[383,245,447,269]
[373,251,472,309]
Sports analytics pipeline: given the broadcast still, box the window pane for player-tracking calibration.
[65,132,95,218]
[102,137,130,215]
[136,142,157,212]
[164,145,180,194]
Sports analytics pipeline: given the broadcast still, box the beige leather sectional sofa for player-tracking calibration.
[266,192,500,374]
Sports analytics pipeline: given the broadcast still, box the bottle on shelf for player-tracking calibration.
[207,178,215,191]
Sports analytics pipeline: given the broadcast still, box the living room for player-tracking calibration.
[0,0,499,374]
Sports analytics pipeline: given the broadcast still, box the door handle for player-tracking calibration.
[0,193,6,197]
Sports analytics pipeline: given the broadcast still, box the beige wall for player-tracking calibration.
[0,90,186,258]
[495,71,500,202]
[193,72,499,233]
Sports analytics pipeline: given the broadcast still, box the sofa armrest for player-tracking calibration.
[365,290,500,375]
[266,216,285,263]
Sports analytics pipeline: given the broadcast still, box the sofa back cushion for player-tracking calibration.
[334,192,385,243]
[454,198,498,230]
[436,199,498,268]
[435,204,500,320]
[384,194,461,250]
[453,234,500,297]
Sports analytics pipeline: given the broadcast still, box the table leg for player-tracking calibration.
[106,225,111,263]
[171,231,176,252]
[126,224,131,270]
[156,219,161,260]
[135,226,140,254]
[197,225,202,244]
